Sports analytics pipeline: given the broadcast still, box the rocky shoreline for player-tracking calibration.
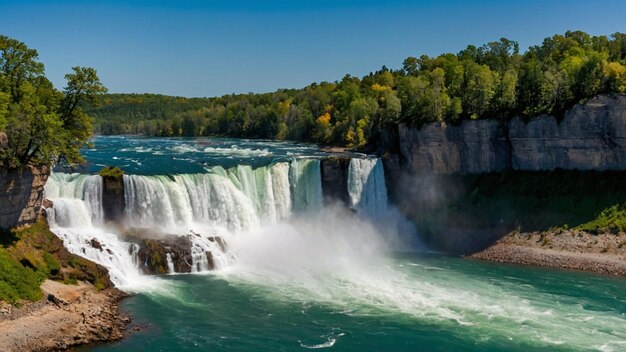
[470,229,626,276]
[0,280,129,352]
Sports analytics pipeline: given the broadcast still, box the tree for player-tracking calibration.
[57,67,107,165]
[461,61,498,119]
[0,36,106,168]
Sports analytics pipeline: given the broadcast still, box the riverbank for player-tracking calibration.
[470,229,626,276]
[0,280,128,351]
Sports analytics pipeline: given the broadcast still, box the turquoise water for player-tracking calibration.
[59,136,626,352]
[76,136,334,175]
[88,254,626,352]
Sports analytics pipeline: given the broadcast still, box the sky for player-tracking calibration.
[1,0,625,97]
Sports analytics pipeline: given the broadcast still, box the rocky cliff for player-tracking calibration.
[320,157,351,205]
[398,94,626,174]
[0,165,50,230]
[102,175,125,223]
[399,119,509,174]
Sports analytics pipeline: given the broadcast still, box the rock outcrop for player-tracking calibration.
[0,165,50,230]
[399,119,509,174]
[509,95,626,170]
[0,280,128,352]
[136,237,194,274]
[398,94,626,174]
[101,174,125,223]
[320,157,351,205]
[135,234,228,274]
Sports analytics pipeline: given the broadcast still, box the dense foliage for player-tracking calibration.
[0,248,44,303]
[579,203,626,234]
[0,35,106,168]
[88,30,626,147]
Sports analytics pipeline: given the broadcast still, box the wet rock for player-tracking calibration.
[42,198,53,209]
[136,234,228,274]
[90,239,103,251]
[101,174,125,223]
[320,157,351,205]
[136,237,194,274]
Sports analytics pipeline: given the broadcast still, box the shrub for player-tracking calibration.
[98,166,124,179]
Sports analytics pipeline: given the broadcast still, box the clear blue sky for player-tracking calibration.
[1,0,625,97]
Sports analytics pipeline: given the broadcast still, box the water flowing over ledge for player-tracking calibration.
[43,157,395,289]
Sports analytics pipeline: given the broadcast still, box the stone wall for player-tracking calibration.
[509,95,626,170]
[0,165,50,230]
[398,94,626,174]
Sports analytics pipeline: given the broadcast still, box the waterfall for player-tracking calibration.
[44,156,399,289]
[123,162,295,231]
[289,159,323,212]
[348,158,388,217]
[46,173,104,225]
[166,253,175,274]
[45,173,148,289]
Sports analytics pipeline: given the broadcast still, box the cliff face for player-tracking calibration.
[320,158,351,205]
[0,165,50,230]
[399,120,509,174]
[509,95,626,170]
[399,94,626,174]
[102,176,125,223]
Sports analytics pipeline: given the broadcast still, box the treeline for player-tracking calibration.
[0,35,106,168]
[88,30,626,147]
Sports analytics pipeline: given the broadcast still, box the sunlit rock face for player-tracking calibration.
[0,165,50,230]
[399,94,626,174]
[399,119,509,174]
[509,94,626,170]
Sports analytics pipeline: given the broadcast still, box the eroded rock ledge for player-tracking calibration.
[399,94,626,174]
[0,165,50,230]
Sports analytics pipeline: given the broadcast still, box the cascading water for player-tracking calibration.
[289,159,323,212]
[45,173,104,225]
[45,158,373,289]
[347,158,421,250]
[166,253,175,274]
[123,162,295,231]
[45,173,150,289]
[347,158,388,216]
[41,136,626,352]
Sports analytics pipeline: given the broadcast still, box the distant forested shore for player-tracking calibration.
[89,30,626,148]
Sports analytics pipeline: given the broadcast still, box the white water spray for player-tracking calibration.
[347,158,388,216]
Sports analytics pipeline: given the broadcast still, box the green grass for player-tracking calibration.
[0,249,44,304]
[0,219,113,304]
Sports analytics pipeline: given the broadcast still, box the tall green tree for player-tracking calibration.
[0,36,106,168]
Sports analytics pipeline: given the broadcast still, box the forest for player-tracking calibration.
[88,30,626,148]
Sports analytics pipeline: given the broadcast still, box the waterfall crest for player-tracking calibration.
[44,157,397,290]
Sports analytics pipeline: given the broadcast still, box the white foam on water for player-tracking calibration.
[217,207,626,351]
[44,158,626,350]
[203,146,271,157]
